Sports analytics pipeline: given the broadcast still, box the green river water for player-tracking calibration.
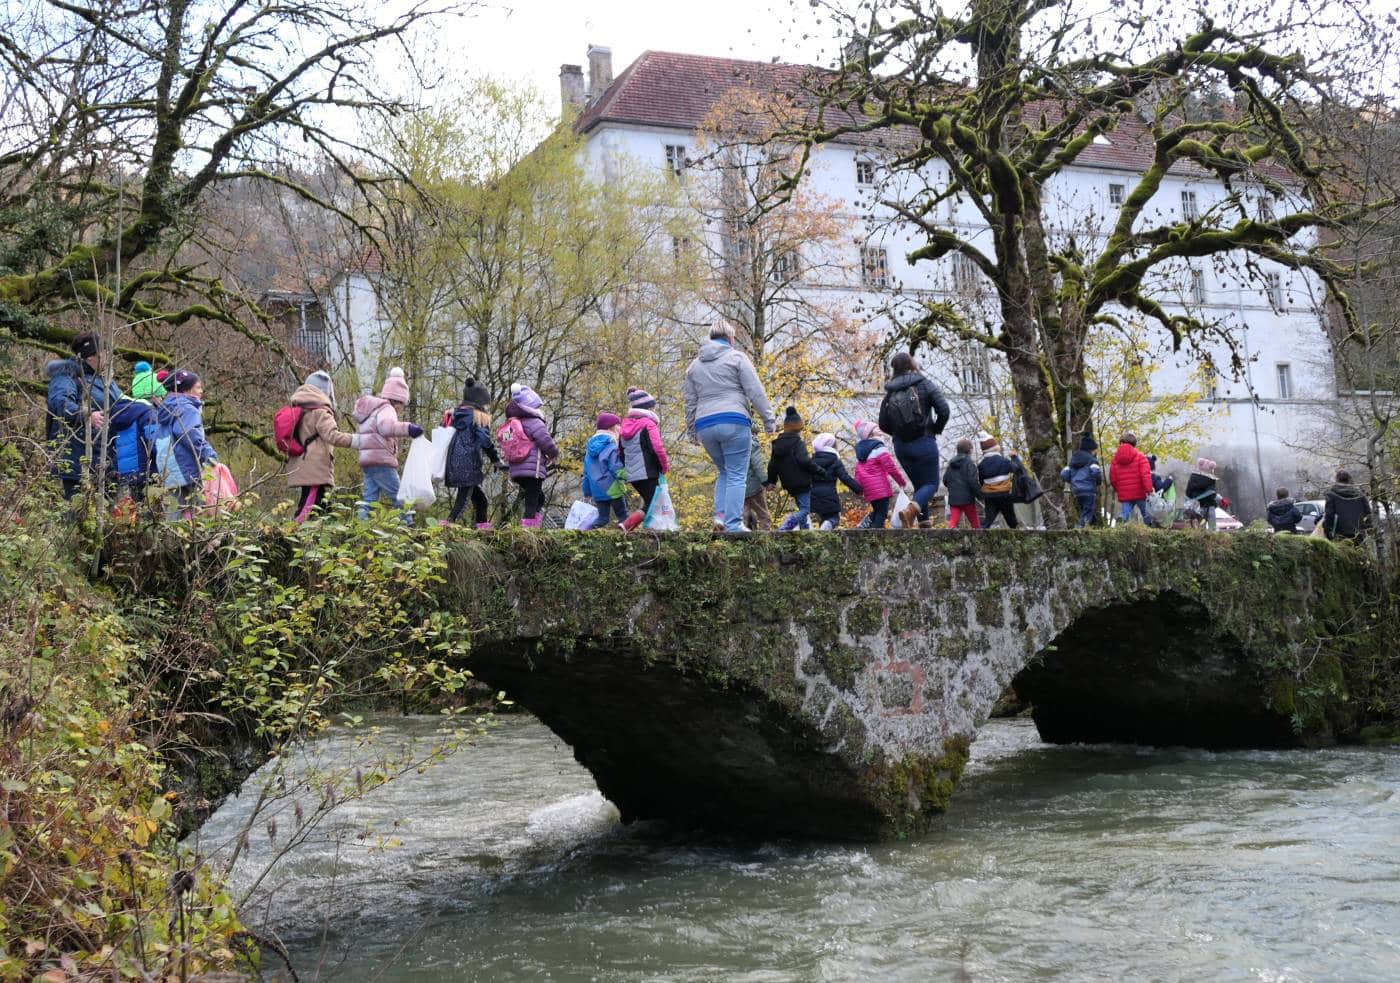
[200,715,1400,981]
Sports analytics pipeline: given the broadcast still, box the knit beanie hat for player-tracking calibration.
[510,383,543,410]
[596,412,622,430]
[462,378,491,408]
[1079,433,1098,452]
[854,419,878,441]
[170,369,200,393]
[379,366,410,404]
[979,433,999,452]
[782,405,803,431]
[1197,457,1217,475]
[71,332,98,359]
[627,387,657,410]
[131,361,166,400]
[155,369,169,383]
[304,370,335,401]
[813,432,837,454]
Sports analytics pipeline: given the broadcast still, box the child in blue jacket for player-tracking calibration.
[1059,433,1102,527]
[583,412,627,529]
[157,369,217,516]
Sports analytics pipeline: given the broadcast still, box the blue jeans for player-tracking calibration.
[590,496,628,528]
[1076,494,1097,527]
[358,465,412,523]
[699,422,751,530]
[893,434,940,519]
[779,490,811,531]
[1119,498,1149,524]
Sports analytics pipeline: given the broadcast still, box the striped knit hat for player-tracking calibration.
[627,387,656,410]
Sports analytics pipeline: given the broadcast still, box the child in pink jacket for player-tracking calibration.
[853,419,911,528]
[352,367,423,521]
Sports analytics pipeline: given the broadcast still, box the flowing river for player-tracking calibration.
[200,715,1400,981]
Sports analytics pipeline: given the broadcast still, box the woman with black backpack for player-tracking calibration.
[878,352,950,528]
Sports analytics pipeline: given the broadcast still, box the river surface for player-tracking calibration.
[199,715,1400,981]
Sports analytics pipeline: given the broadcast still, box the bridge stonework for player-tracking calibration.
[444,529,1382,840]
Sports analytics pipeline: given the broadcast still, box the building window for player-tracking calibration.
[671,235,691,260]
[952,253,981,298]
[771,249,800,283]
[856,159,876,187]
[861,246,889,288]
[1181,189,1199,221]
[1264,272,1284,310]
[664,144,687,179]
[1276,363,1293,399]
[958,342,988,395]
[1189,267,1207,305]
[1108,183,1125,207]
[1257,195,1276,222]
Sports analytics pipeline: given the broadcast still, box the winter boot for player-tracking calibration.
[521,516,542,529]
[475,522,494,531]
[898,501,920,528]
[621,510,645,532]
[819,519,835,531]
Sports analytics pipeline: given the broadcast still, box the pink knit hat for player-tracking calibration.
[854,419,878,441]
[379,367,410,404]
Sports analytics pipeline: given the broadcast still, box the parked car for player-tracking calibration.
[1295,499,1325,534]
[1169,506,1243,531]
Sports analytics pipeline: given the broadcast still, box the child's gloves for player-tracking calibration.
[406,423,424,438]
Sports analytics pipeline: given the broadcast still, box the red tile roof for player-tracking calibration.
[574,50,1288,180]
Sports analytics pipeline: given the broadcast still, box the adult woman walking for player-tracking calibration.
[683,322,777,531]
[878,352,950,528]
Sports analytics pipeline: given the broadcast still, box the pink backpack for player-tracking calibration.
[496,417,534,464]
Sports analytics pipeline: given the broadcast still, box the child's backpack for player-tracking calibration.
[273,405,318,457]
[880,385,927,441]
[496,417,535,464]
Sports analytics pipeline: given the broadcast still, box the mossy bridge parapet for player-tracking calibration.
[443,529,1384,839]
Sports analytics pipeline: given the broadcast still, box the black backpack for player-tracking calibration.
[880,385,927,441]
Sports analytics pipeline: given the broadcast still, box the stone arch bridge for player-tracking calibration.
[444,529,1383,840]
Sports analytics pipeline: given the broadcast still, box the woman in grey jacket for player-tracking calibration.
[683,323,777,531]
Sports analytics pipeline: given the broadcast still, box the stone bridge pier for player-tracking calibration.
[445,530,1379,840]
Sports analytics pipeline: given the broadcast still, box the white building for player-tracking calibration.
[565,46,1342,518]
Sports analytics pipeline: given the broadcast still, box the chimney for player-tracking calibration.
[559,64,585,117]
[587,45,613,102]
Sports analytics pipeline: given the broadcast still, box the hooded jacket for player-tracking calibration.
[353,394,413,470]
[878,372,951,441]
[582,431,624,500]
[619,408,669,482]
[45,358,121,480]
[1184,470,1219,509]
[444,405,498,489]
[503,399,558,480]
[1060,448,1103,498]
[978,450,1018,500]
[156,392,217,486]
[854,438,907,503]
[285,383,359,488]
[1323,482,1370,540]
[943,451,981,507]
[745,433,767,498]
[1109,443,1153,502]
[810,449,860,516]
[767,430,822,494]
[682,339,776,436]
[1266,497,1303,533]
[112,398,160,482]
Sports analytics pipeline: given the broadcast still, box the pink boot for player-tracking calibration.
[475,522,494,531]
[521,516,542,529]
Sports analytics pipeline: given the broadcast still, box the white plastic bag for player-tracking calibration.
[1146,490,1172,523]
[430,426,454,480]
[889,490,911,528]
[565,499,599,530]
[643,476,680,531]
[397,436,437,507]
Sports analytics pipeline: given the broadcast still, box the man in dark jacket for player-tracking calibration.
[46,332,124,499]
[766,406,823,530]
[1060,433,1102,527]
[1266,487,1303,534]
[943,438,981,528]
[1322,470,1371,542]
[878,352,950,528]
